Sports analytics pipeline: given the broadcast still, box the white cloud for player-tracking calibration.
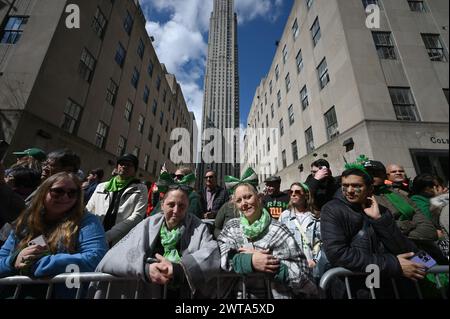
[139,0,284,132]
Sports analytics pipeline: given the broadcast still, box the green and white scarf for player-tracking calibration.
[240,208,271,240]
[160,223,182,263]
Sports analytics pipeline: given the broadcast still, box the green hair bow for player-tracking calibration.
[157,172,196,193]
[344,162,371,178]
[224,167,258,193]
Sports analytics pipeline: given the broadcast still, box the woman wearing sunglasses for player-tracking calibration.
[279,183,325,282]
[95,184,220,298]
[0,172,108,298]
[217,174,318,299]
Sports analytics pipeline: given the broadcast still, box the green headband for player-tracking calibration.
[224,167,258,194]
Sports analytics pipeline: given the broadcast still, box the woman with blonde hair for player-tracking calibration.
[0,172,108,297]
[218,169,318,299]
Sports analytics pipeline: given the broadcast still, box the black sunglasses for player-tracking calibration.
[49,187,80,199]
[168,184,192,192]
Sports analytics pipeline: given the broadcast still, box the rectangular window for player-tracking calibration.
[61,99,82,134]
[148,60,154,77]
[148,126,154,142]
[138,115,145,133]
[300,85,309,110]
[292,140,298,162]
[279,119,284,136]
[95,121,108,149]
[282,45,288,64]
[152,161,158,175]
[267,138,270,152]
[133,147,140,158]
[324,106,339,140]
[372,31,396,59]
[79,48,96,83]
[310,17,321,47]
[124,100,133,122]
[117,136,127,156]
[156,135,161,149]
[317,58,330,89]
[137,38,145,59]
[264,93,268,105]
[156,75,162,91]
[271,104,274,118]
[143,86,150,103]
[131,67,140,89]
[152,100,158,115]
[277,90,282,107]
[362,0,379,8]
[115,42,126,67]
[306,0,314,9]
[292,18,299,39]
[388,87,419,121]
[282,150,287,169]
[421,34,448,62]
[275,65,280,81]
[305,127,315,154]
[296,49,304,73]
[444,89,449,105]
[266,114,269,127]
[269,80,273,95]
[288,105,295,125]
[91,8,107,39]
[0,16,28,44]
[123,10,134,35]
[285,73,291,93]
[144,154,149,171]
[159,111,164,125]
[162,142,167,156]
[105,79,118,106]
[408,0,427,12]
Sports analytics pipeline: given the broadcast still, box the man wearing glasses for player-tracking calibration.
[87,154,147,247]
[199,170,229,219]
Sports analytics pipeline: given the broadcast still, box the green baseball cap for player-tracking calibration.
[13,148,47,161]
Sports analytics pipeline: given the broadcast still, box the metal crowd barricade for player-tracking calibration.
[319,265,449,299]
[0,272,276,300]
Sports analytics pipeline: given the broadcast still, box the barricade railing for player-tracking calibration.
[0,272,276,299]
[319,265,449,299]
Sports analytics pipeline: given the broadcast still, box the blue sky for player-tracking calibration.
[139,0,292,130]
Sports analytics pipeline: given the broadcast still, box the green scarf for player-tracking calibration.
[377,186,415,221]
[240,208,271,240]
[160,223,182,263]
[105,176,135,192]
[410,195,433,221]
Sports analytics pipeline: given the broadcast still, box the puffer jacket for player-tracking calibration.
[321,191,417,277]
[86,181,147,245]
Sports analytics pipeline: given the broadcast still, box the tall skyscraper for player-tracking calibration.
[199,0,240,187]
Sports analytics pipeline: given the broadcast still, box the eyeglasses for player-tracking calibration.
[168,184,192,192]
[49,187,79,199]
[288,189,304,196]
[204,176,215,180]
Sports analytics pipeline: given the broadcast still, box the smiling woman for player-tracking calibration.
[0,172,108,298]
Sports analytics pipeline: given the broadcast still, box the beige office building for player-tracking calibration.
[0,0,195,180]
[243,0,449,189]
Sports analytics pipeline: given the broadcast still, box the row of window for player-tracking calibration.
[363,0,430,12]
[373,31,447,62]
[253,86,449,171]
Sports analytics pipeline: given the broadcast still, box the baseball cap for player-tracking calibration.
[264,175,281,183]
[13,148,46,161]
[117,153,139,170]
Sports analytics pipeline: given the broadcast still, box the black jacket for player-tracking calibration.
[321,191,417,277]
[304,175,340,210]
[199,186,229,218]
